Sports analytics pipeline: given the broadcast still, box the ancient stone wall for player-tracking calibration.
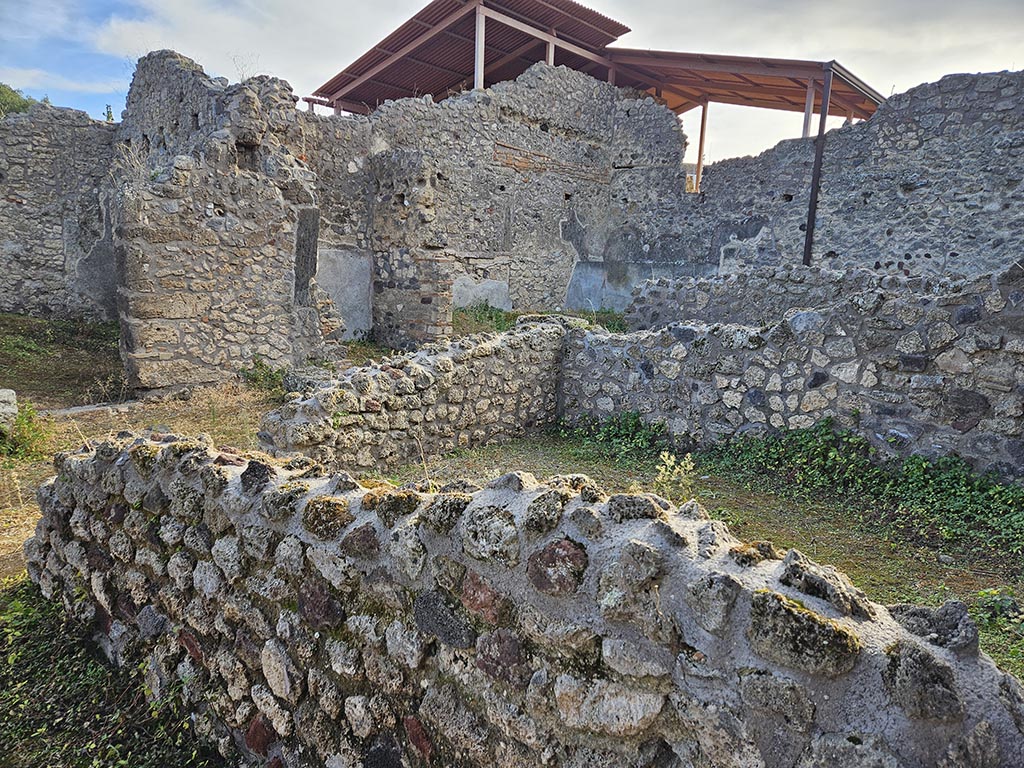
[112,52,343,390]
[678,70,1024,276]
[624,265,968,331]
[564,266,1024,477]
[25,434,1024,767]
[0,105,118,319]
[259,320,567,468]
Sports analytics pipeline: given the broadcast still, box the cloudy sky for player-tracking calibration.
[1,0,1022,162]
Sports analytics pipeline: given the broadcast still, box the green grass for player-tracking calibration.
[341,339,398,367]
[0,313,124,408]
[701,417,1024,560]
[451,302,628,337]
[0,575,223,767]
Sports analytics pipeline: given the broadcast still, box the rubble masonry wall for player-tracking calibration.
[25,434,1024,767]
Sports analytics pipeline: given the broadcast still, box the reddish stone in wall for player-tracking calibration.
[526,538,588,596]
[460,570,507,625]
[403,715,433,761]
[245,715,277,757]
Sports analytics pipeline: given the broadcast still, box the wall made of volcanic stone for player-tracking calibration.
[624,265,976,331]
[300,63,692,336]
[0,105,118,320]
[259,320,568,469]
[25,434,1024,767]
[678,70,1024,276]
[564,266,1024,478]
[113,52,342,391]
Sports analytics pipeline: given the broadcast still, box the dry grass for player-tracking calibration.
[0,313,125,409]
[0,383,277,578]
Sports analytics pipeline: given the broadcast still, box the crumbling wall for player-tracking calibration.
[680,70,1024,275]
[25,435,1024,767]
[0,105,118,319]
[624,265,967,330]
[112,52,343,391]
[564,266,1024,477]
[299,63,691,343]
[259,320,567,468]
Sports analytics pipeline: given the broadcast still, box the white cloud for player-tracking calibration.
[0,0,76,43]
[0,66,126,94]
[90,0,428,98]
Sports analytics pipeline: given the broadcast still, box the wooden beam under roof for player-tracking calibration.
[329,0,480,103]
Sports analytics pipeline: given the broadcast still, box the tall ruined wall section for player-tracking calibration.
[296,63,690,349]
[682,70,1024,275]
[112,52,342,390]
[25,435,1024,767]
[259,321,567,468]
[564,265,1024,478]
[0,105,117,319]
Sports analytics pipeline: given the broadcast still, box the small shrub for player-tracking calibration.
[0,401,49,460]
[654,451,696,502]
[0,83,33,119]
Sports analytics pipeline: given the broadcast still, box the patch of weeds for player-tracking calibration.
[556,411,672,469]
[0,400,50,461]
[0,334,48,360]
[972,586,1024,680]
[0,575,223,767]
[451,303,628,338]
[0,313,123,408]
[579,308,628,333]
[239,356,287,399]
[452,303,520,336]
[699,417,1024,559]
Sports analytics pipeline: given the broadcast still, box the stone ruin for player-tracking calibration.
[25,434,1024,767]
[1,51,1023,391]
[260,258,1024,479]
[8,42,1024,768]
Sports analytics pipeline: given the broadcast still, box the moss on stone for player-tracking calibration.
[747,589,861,677]
[362,488,422,527]
[302,496,354,540]
[262,481,311,522]
[422,493,473,533]
[128,443,161,480]
[729,540,783,566]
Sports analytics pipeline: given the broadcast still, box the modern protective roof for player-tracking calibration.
[606,49,883,119]
[309,0,884,120]
[313,0,630,112]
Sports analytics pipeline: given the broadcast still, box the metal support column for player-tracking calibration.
[801,79,815,138]
[474,4,486,89]
[802,65,833,266]
[694,101,709,192]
